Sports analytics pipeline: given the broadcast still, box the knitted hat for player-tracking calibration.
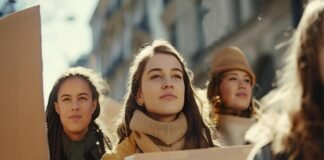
[210,46,256,86]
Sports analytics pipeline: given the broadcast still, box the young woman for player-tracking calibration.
[102,40,214,160]
[46,67,111,160]
[249,1,324,159]
[206,46,260,146]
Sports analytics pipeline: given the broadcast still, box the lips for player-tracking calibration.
[69,115,82,121]
[160,93,177,99]
[236,93,247,97]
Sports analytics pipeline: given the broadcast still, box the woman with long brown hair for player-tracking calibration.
[102,40,214,160]
[249,0,324,159]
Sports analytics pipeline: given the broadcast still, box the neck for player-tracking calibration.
[217,115,255,145]
[147,112,178,122]
[221,107,244,116]
[63,128,88,141]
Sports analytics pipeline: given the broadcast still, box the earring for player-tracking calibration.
[211,95,221,105]
[137,101,144,107]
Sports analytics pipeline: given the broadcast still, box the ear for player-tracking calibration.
[54,102,60,115]
[136,89,144,106]
[91,99,97,114]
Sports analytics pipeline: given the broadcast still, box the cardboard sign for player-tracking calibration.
[126,145,253,160]
[0,6,49,159]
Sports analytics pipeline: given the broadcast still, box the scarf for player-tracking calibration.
[217,115,256,146]
[62,127,98,160]
[129,110,187,152]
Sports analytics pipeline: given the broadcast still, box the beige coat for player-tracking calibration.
[101,133,137,160]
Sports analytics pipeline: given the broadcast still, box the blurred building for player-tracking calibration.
[0,0,16,18]
[89,0,169,100]
[191,0,293,99]
[88,0,301,101]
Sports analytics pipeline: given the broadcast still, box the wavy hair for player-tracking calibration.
[275,1,324,159]
[260,1,324,159]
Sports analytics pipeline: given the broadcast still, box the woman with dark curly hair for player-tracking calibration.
[248,0,324,159]
[46,67,111,160]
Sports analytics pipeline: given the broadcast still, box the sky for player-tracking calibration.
[1,0,99,105]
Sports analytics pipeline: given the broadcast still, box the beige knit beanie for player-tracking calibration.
[210,46,256,86]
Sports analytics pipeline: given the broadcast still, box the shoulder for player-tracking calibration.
[85,150,100,160]
[247,141,273,160]
[116,133,137,152]
[245,112,280,144]
[101,133,137,160]
[248,141,291,160]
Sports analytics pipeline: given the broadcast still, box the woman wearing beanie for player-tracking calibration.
[206,46,260,146]
[101,40,214,160]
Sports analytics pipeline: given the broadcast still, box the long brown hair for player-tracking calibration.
[116,40,214,149]
[279,1,324,159]
[46,67,111,160]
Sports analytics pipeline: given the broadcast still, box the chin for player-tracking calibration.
[232,104,249,111]
[70,126,87,133]
[163,105,183,112]
[160,110,179,115]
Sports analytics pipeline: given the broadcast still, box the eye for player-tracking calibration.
[172,74,183,80]
[62,97,71,102]
[229,77,237,81]
[79,96,88,101]
[150,74,162,80]
[244,78,251,84]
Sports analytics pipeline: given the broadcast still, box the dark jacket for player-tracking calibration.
[60,147,103,160]
[59,125,107,160]
[251,142,302,160]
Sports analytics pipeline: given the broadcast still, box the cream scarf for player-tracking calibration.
[217,115,256,146]
[129,110,188,152]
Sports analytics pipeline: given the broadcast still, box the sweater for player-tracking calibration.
[102,110,187,160]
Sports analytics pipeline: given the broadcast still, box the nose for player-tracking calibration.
[162,77,173,89]
[71,100,80,111]
[238,79,246,89]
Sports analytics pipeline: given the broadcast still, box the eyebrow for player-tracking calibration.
[60,94,71,98]
[60,93,89,98]
[146,68,183,74]
[78,93,90,96]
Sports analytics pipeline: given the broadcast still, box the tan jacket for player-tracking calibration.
[101,133,137,160]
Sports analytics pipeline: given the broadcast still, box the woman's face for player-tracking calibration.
[55,77,97,141]
[219,70,252,111]
[137,53,185,122]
